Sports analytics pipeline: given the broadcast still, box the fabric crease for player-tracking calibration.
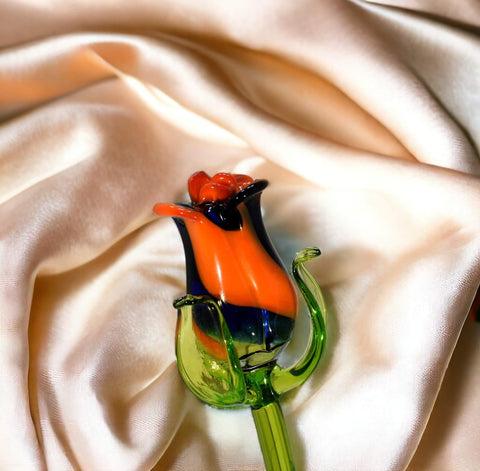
[1,1,479,470]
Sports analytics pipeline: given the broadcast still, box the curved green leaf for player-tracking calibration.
[270,247,326,395]
[174,295,246,408]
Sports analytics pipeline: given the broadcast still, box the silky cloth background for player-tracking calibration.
[1,1,479,470]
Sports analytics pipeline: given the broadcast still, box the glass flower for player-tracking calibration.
[154,171,326,471]
[154,171,297,369]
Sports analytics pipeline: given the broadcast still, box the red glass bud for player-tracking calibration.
[234,174,254,191]
[198,182,235,203]
[188,171,211,203]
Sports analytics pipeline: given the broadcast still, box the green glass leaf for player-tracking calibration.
[174,295,246,408]
[270,247,327,395]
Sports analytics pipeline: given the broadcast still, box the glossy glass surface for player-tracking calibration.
[173,247,325,471]
[252,402,294,471]
[155,172,297,369]
[174,295,246,408]
[173,247,326,409]
[155,172,327,471]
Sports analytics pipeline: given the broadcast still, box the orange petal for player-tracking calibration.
[198,182,235,203]
[211,172,236,192]
[154,203,202,221]
[188,171,210,203]
[184,207,297,317]
[233,174,254,191]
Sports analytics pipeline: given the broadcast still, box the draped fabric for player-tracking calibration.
[1,1,479,469]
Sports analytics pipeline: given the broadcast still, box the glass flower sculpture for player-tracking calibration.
[154,171,326,471]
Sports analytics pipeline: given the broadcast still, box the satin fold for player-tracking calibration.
[0,1,479,470]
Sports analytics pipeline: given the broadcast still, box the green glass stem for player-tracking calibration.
[252,401,294,471]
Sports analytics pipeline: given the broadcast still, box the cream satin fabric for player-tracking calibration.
[1,1,479,470]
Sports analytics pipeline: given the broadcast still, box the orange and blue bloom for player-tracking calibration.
[154,171,297,369]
